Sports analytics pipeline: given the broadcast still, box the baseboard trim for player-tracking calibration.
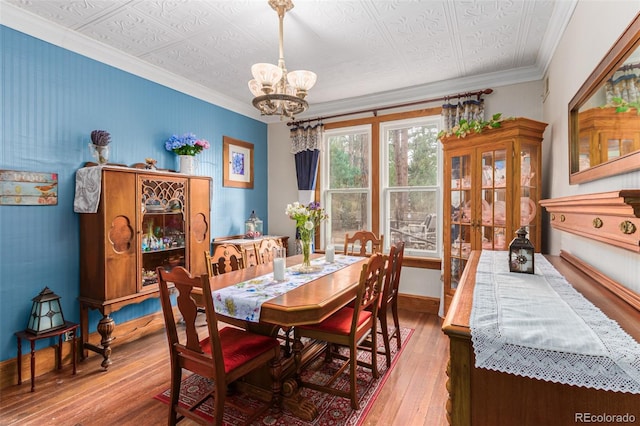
[398,293,440,315]
[1,311,167,391]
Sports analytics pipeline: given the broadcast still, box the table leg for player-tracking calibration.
[80,303,89,360]
[281,336,318,421]
[83,314,115,369]
[16,336,22,385]
[30,340,36,392]
[57,334,63,370]
[72,328,77,375]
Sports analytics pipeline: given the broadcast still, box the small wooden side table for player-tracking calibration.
[15,321,79,392]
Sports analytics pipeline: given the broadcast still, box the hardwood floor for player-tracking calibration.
[0,309,449,425]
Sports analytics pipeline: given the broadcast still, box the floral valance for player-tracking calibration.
[290,123,323,154]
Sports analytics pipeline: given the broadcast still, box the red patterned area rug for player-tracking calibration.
[154,327,413,425]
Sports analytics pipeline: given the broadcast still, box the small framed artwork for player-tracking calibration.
[0,170,58,205]
[223,136,254,189]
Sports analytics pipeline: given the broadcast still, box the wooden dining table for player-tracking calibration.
[201,253,370,420]
[206,253,369,327]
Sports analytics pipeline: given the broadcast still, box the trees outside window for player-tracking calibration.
[321,114,441,258]
[382,117,440,256]
[323,126,371,248]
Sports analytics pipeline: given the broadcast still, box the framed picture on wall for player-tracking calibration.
[223,136,254,189]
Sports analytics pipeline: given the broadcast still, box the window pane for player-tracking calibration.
[388,190,437,251]
[328,133,369,189]
[387,124,439,187]
[327,192,368,247]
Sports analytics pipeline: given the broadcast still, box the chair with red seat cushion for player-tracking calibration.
[157,266,281,426]
[376,241,405,367]
[343,230,383,257]
[293,253,387,409]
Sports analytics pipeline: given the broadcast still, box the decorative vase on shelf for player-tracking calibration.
[178,155,196,174]
[89,143,109,165]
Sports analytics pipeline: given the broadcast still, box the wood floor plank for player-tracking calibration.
[0,309,449,425]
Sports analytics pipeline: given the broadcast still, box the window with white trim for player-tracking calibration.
[381,116,441,257]
[321,115,442,258]
[321,125,372,248]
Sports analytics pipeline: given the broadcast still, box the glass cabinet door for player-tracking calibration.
[139,178,187,289]
[449,153,471,291]
[520,142,539,246]
[480,148,507,251]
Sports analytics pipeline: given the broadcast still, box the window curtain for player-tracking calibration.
[290,123,323,252]
[605,63,640,105]
[290,123,323,205]
[440,97,485,134]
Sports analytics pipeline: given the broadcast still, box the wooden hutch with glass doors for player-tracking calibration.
[575,107,640,172]
[440,117,547,314]
[78,166,211,368]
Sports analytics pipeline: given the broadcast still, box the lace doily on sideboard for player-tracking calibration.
[470,251,640,394]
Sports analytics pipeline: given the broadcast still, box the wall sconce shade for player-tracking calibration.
[27,287,65,335]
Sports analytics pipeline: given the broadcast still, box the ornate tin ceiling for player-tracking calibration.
[2,0,576,120]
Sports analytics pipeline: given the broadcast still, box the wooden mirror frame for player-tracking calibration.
[568,13,640,184]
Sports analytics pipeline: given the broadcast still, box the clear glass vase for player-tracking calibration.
[90,143,109,165]
[300,238,312,269]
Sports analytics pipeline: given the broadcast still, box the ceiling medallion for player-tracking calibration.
[248,0,317,120]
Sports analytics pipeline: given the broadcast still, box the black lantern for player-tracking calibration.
[508,227,535,274]
[27,287,66,335]
[244,210,263,238]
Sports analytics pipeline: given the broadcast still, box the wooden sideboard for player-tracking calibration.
[212,235,289,267]
[442,250,640,426]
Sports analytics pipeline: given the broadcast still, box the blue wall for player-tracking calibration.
[0,26,268,362]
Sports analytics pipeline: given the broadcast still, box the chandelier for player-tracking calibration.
[248,0,317,119]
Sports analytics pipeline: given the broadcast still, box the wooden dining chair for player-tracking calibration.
[343,230,384,257]
[205,243,246,276]
[156,266,282,426]
[253,237,283,265]
[376,241,405,367]
[293,253,387,409]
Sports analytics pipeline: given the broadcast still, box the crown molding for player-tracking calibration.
[537,0,579,77]
[0,3,262,121]
[1,1,576,125]
[293,64,545,122]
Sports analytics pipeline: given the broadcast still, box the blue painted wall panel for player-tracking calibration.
[0,26,268,362]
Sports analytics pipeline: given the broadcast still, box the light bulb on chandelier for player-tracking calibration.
[248,0,317,119]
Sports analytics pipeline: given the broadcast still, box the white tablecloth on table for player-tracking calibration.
[470,251,640,394]
[213,255,364,322]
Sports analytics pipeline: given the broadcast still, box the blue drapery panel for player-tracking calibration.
[290,123,324,248]
[294,149,319,191]
[290,123,323,193]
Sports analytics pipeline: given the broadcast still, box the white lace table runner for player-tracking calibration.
[213,255,364,322]
[470,250,640,394]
